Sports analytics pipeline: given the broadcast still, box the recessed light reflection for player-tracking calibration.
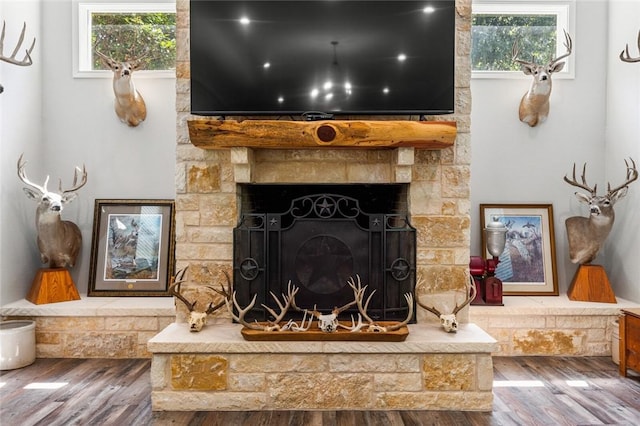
[493,380,545,388]
[239,16,250,25]
[310,88,319,98]
[398,53,407,62]
[323,81,333,90]
[325,92,334,101]
[277,96,284,103]
[24,382,69,390]
[263,62,270,69]
[382,87,390,94]
[423,6,436,14]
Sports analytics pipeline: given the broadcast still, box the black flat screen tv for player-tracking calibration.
[190,0,455,117]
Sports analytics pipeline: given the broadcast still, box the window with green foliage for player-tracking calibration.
[471,1,574,78]
[76,3,175,75]
[92,12,176,71]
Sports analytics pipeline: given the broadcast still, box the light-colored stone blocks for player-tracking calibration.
[148,322,497,411]
[470,295,639,356]
[0,296,175,358]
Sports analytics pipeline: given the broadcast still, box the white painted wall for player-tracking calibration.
[1,0,43,304]
[1,0,176,303]
[471,0,640,302]
[605,0,640,302]
[470,0,611,296]
[2,0,638,304]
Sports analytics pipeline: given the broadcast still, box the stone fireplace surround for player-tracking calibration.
[147,0,502,412]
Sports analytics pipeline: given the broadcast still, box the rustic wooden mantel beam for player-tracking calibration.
[188,119,456,149]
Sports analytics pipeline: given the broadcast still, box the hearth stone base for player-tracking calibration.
[148,322,497,411]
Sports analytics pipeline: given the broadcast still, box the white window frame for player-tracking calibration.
[73,1,176,78]
[472,0,575,79]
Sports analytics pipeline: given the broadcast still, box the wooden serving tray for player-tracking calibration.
[240,322,409,342]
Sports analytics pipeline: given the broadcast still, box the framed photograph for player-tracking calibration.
[88,199,175,296]
[480,204,558,296]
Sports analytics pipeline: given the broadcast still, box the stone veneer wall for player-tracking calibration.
[149,322,496,411]
[471,298,628,357]
[27,315,174,358]
[174,0,474,323]
[1,297,175,359]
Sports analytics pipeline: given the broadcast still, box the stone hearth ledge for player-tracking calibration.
[149,322,497,411]
[0,295,175,317]
[148,322,497,354]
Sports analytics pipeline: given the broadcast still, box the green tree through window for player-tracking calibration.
[92,12,176,71]
[472,15,557,71]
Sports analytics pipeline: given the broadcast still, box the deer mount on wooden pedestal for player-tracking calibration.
[17,154,87,304]
[563,158,638,302]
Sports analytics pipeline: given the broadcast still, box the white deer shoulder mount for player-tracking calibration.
[512,30,573,127]
[96,51,147,127]
[563,158,638,264]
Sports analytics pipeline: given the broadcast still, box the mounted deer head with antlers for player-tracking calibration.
[17,154,87,269]
[564,158,638,264]
[512,30,572,127]
[170,266,231,332]
[0,21,36,94]
[416,275,476,333]
[96,51,147,127]
[620,30,640,63]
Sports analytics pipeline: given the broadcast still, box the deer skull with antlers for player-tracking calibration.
[0,21,36,94]
[416,275,476,333]
[170,266,231,332]
[17,154,87,269]
[563,158,638,265]
[96,51,147,127]
[512,30,572,127]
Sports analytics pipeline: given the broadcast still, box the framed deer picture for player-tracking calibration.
[480,204,558,296]
[88,199,175,296]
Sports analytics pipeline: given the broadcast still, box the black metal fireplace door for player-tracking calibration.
[233,192,416,323]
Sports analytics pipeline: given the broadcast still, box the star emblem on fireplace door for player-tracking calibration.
[390,258,411,281]
[295,235,353,294]
[239,258,260,281]
[315,197,335,217]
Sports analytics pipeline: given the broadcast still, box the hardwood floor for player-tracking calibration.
[1,357,639,425]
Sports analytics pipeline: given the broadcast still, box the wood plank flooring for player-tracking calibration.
[1,357,639,425]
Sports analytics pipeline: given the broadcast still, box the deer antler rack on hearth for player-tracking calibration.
[346,275,414,333]
[225,281,300,331]
[170,266,232,332]
[415,275,476,333]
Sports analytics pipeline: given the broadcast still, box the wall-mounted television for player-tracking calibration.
[190,0,455,118]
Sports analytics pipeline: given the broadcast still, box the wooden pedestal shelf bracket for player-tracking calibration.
[188,119,457,149]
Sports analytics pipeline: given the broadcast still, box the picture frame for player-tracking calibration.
[88,199,175,296]
[480,204,558,296]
